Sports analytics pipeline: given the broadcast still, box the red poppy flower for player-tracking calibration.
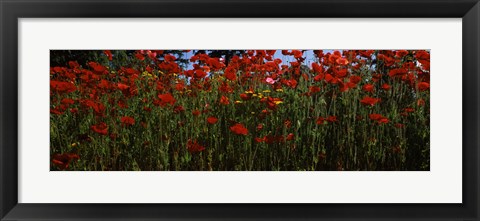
[61,98,75,105]
[230,123,248,135]
[336,57,349,65]
[135,51,145,60]
[256,124,264,131]
[240,93,251,101]
[292,50,303,59]
[309,86,321,94]
[382,83,391,91]
[316,117,325,125]
[360,96,381,106]
[314,74,325,82]
[418,82,430,91]
[194,69,207,78]
[186,139,206,154]
[103,50,113,61]
[207,116,218,124]
[283,79,298,89]
[325,74,339,84]
[362,84,374,92]
[121,116,135,127]
[52,153,80,170]
[89,62,106,74]
[255,137,265,143]
[369,114,383,121]
[404,107,415,113]
[117,83,129,90]
[91,122,108,135]
[388,68,405,78]
[378,117,389,124]
[164,54,177,62]
[192,109,201,117]
[51,81,76,94]
[312,63,323,74]
[349,75,361,84]
[326,116,338,123]
[286,133,295,141]
[220,95,230,105]
[175,82,185,91]
[335,69,348,78]
[395,50,409,58]
[158,93,176,107]
[266,97,283,110]
[224,67,237,81]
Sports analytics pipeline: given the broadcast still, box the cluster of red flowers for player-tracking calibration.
[50,49,430,170]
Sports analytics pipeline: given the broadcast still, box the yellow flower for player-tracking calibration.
[274,101,283,105]
[263,90,271,93]
[252,94,258,97]
[245,90,254,94]
[235,100,243,104]
[276,88,284,92]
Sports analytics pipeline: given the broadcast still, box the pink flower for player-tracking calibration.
[266,77,276,85]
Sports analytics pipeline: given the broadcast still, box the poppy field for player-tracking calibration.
[50,50,430,171]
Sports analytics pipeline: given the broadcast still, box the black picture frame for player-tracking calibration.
[1,0,479,220]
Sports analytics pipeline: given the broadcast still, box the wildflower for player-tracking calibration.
[192,109,201,117]
[418,82,430,91]
[207,116,218,124]
[360,96,381,106]
[52,153,80,170]
[220,95,230,105]
[378,117,389,124]
[230,123,248,135]
[157,93,176,107]
[362,84,374,92]
[369,114,383,121]
[240,93,251,101]
[326,116,338,123]
[286,133,295,141]
[312,63,323,74]
[382,83,391,91]
[266,77,276,85]
[91,122,108,135]
[121,116,135,127]
[186,139,206,154]
[336,57,349,65]
[316,117,325,125]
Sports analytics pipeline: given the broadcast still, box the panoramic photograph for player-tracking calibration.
[50,50,430,171]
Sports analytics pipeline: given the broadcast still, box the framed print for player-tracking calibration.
[1,0,479,220]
